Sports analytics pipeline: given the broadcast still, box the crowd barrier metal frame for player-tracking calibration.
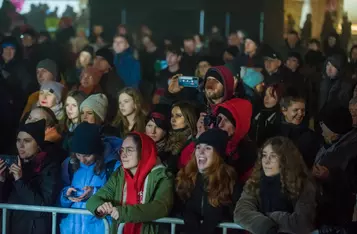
[0,203,110,234]
[0,203,319,234]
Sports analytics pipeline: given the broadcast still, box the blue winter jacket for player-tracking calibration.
[114,48,141,88]
[59,137,122,234]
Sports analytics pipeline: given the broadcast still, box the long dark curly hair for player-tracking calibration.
[70,153,105,175]
[244,136,310,200]
[176,149,237,207]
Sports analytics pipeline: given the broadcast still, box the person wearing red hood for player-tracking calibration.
[203,66,236,109]
[179,98,257,182]
[86,132,174,234]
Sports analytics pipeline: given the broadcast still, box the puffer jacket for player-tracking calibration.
[59,151,120,234]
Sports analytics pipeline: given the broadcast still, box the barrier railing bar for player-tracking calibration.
[0,204,319,234]
[2,208,6,234]
[52,212,57,234]
[0,204,110,234]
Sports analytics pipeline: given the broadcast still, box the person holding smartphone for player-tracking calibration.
[59,122,120,234]
[0,120,61,234]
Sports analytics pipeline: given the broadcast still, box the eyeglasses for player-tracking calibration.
[261,154,279,163]
[119,147,136,156]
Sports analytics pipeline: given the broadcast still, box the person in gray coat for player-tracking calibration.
[234,137,316,234]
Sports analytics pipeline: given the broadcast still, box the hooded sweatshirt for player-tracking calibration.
[319,54,353,111]
[86,132,174,234]
[204,66,235,110]
[179,98,256,182]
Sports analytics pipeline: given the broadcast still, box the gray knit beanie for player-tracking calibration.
[40,81,64,104]
[80,93,108,122]
[37,59,59,81]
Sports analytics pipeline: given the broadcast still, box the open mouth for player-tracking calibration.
[197,157,207,167]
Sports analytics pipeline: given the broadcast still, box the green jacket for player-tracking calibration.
[86,164,174,234]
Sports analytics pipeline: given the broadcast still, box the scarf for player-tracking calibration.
[165,128,192,155]
[259,173,293,214]
[51,103,64,121]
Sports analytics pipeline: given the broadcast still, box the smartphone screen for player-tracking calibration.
[178,76,199,88]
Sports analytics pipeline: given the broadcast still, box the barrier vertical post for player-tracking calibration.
[52,212,57,234]
[2,208,6,234]
[170,223,176,234]
[222,227,228,234]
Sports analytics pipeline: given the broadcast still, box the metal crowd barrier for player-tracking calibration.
[117,217,244,234]
[0,203,319,234]
[0,203,110,234]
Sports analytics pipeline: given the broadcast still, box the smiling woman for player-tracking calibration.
[176,129,241,234]
[234,136,316,234]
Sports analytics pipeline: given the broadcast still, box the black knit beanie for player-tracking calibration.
[216,107,236,127]
[196,128,229,158]
[320,106,352,135]
[70,122,103,154]
[205,68,224,85]
[18,120,46,148]
[95,48,114,68]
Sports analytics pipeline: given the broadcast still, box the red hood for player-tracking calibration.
[124,132,158,192]
[204,66,235,107]
[215,98,252,153]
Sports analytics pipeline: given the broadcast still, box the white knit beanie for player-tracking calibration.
[80,93,108,122]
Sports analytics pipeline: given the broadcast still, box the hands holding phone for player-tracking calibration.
[96,202,119,220]
[0,156,22,182]
[168,74,184,94]
[66,186,94,202]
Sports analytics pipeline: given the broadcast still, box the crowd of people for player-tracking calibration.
[1,9,357,234]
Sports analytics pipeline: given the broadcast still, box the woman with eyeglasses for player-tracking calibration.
[234,137,316,234]
[59,122,120,234]
[86,132,174,234]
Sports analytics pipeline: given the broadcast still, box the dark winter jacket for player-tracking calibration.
[114,48,141,88]
[250,107,280,146]
[0,152,61,234]
[314,128,357,226]
[262,68,287,86]
[319,56,353,111]
[279,40,306,62]
[243,83,263,117]
[278,121,322,169]
[0,36,36,122]
[99,69,125,122]
[234,178,316,234]
[182,173,243,234]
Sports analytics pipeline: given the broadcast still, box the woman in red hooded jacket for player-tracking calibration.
[86,132,174,234]
[179,98,257,182]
